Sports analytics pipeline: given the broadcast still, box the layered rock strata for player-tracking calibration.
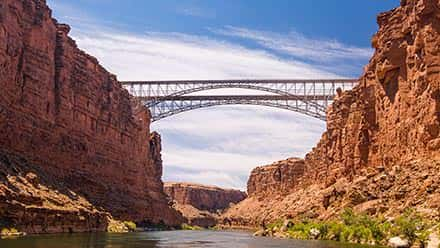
[0,151,109,233]
[247,158,305,197]
[0,0,182,233]
[164,182,246,212]
[222,0,440,227]
[170,202,218,227]
[164,182,246,227]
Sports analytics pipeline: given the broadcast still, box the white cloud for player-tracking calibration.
[153,106,324,156]
[154,106,325,189]
[46,2,367,189]
[212,26,373,63]
[177,6,216,19]
[164,167,246,190]
[70,29,338,81]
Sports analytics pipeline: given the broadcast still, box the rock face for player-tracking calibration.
[164,182,246,227]
[0,0,182,233]
[0,152,110,233]
[247,158,305,197]
[170,202,218,228]
[222,0,440,227]
[164,182,246,212]
[304,0,440,188]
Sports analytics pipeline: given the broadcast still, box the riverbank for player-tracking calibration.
[253,209,440,248]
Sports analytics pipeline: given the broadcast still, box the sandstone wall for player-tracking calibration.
[247,158,305,197]
[165,182,246,227]
[164,182,246,212]
[170,202,218,228]
[0,151,110,233]
[0,0,182,232]
[222,0,440,227]
[304,0,440,186]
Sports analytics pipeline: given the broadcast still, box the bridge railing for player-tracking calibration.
[121,79,357,98]
[121,79,358,121]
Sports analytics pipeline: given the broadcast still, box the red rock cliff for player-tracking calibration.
[164,182,246,212]
[0,0,182,232]
[247,158,305,197]
[222,0,440,227]
[304,0,440,186]
[164,182,246,227]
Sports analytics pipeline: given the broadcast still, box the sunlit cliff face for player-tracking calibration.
[221,0,440,226]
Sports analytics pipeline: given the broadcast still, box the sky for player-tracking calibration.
[47,0,400,190]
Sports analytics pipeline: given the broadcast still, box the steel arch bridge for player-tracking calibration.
[121,79,358,122]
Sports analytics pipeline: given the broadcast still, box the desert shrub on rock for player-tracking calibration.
[181,223,202,230]
[259,208,433,246]
[123,221,137,232]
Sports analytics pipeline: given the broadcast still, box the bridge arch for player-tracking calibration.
[145,84,327,111]
[122,79,358,122]
[149,96,326,122]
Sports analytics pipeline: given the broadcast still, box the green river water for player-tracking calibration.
[0,230,375,248]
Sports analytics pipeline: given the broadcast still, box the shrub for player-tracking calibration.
[267,208,434,246]
[107,222,127,233]
[339,208,391,243]
[123,221,137,232]
[341,208,357,226]
[287,222,311,240]
[1,228,10,236]
[266,219,283,230]
[391,209,430,244]
[181,223,202,231]
[0,227,21,236]
[324,222,345,241]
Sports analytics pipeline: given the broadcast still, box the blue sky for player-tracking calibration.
[48,0,400,189]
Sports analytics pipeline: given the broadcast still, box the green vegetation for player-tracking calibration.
[264,208,433,246]
[107,220,137,233]
[107,221,128,233]
[438,227,440,248]
[391,209,430,244]
[123,221,137,232]
[266,219,284,231]
[1,228,18,235]
[0,227,24,238]
[208,226,222,231]
[181,223,203,231]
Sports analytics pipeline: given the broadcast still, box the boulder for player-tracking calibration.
[388,237,410,248]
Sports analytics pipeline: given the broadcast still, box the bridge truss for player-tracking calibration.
[121,79,358,122]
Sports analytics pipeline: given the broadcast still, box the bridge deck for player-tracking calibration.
[121,79,358,85]
[138,95,333,101]
[121,78,358,121]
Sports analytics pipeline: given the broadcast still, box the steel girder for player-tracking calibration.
[121,79,358,122]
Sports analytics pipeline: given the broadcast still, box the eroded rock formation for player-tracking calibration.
[222,0,440,227]
[0,0,182,233]
[170,202,218,227]
[247,158,305,197]
[164,182,246,227]
[164,182,246,212]
[0,152,109,233]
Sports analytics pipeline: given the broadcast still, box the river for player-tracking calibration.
[0,230,375,248]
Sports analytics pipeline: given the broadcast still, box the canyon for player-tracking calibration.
[1,0,439,241]
[0,0,183,233]
[222,0,440,228]
[164,182,246,227]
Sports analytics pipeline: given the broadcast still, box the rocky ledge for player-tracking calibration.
[0,152,110,233]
